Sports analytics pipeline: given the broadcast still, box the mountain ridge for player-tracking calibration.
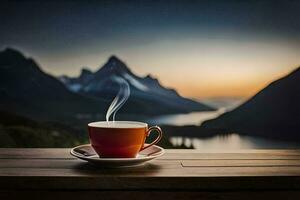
[201,66,300,139]
[59,55,214,113]
[0,48,214,126]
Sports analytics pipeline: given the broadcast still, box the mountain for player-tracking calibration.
[0,48,109,124]
[0,48,213,126]
[201,67,300,139]
[60,68,94,92]
[59,56,214,115]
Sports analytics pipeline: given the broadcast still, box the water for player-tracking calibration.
[147,110,300,150]
[148,109,225,126]
[170,134,300,151]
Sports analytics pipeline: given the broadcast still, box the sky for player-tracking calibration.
[1,0,300,99]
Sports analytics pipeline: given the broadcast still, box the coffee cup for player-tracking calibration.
[88,121,162,158]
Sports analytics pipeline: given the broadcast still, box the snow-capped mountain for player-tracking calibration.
[59,56,215,114]
[60,68,94,92]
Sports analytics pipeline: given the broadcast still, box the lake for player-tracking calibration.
[169,134,300,151]
[147,110,300,150]
[147,109,226,126]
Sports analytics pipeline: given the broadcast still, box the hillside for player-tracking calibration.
[201,67,300,139]
[0,48,109,124]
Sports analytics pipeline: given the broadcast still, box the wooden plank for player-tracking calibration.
[1,149,300,160]
[1,190,300,200]
[0,148,73,159]
[1,175,300,190]
[162,153,300,160]
[2,158,300,169]
[2,148,300,156]
[166,149,300,154]
[1,165,300,177]
[0,159,181,169]
[182,160,300,167]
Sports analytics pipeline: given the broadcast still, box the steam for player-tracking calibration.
[106,76,130,122]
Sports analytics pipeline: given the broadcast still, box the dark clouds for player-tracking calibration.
[0,0,299,54]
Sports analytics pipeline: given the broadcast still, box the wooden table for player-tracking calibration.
[1,149,300,200]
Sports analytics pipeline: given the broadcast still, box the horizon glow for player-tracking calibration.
[25,34,299,99]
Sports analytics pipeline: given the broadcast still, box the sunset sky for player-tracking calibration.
[1,0,299,99]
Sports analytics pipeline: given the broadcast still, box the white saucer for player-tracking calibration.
[70,144,165,168]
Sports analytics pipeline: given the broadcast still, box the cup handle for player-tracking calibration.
[140,126,163,151]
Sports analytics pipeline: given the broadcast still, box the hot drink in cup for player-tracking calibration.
[88,121,162,158]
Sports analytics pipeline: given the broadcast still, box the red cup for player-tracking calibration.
[88,121,162,158]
